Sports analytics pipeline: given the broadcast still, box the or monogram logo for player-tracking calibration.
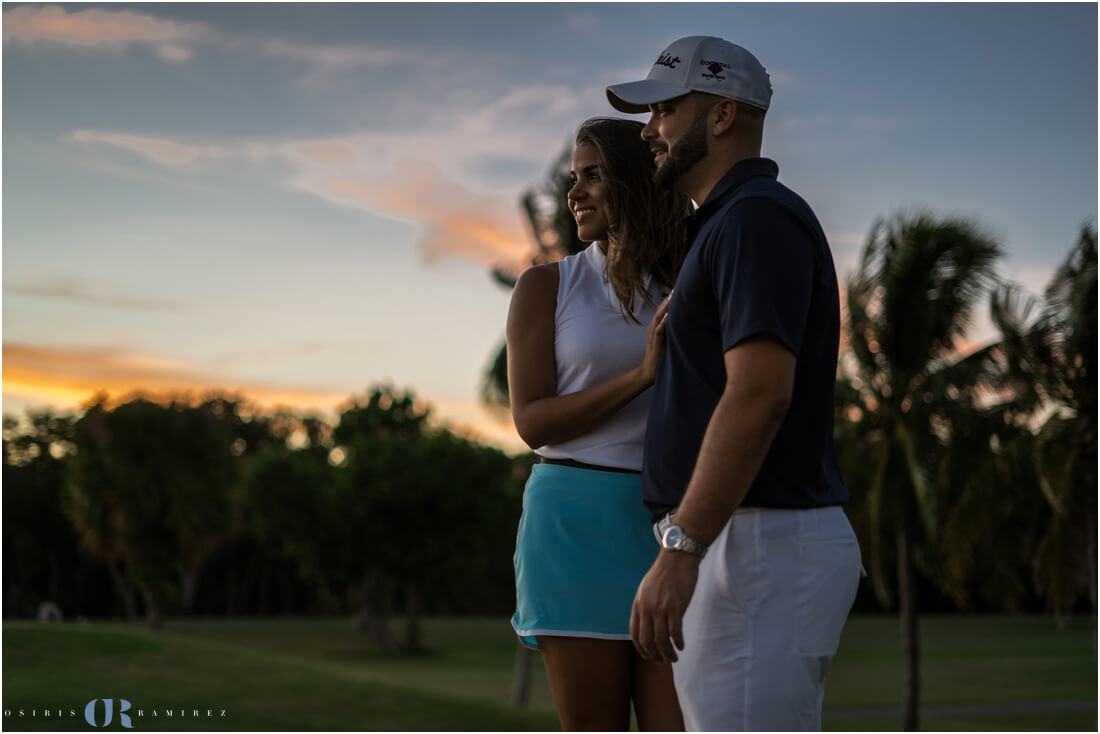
[84,699,133,729]
[655,52,681,69]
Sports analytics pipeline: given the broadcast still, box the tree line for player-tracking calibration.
[3,387,530,653]
[5,222,1092,648]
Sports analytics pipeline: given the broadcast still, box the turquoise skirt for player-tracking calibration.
[511,463,659,650]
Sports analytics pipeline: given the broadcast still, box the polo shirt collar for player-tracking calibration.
[696,157,780,215]
[585,241,607,276]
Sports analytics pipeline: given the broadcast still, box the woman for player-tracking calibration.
[508,117,691,731]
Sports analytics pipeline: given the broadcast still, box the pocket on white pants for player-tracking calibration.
[796,537,861,656]
[716,512,764,616]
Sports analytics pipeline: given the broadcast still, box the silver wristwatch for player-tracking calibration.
[660,525,707,558]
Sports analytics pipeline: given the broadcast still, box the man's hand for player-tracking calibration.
[630,550,701,663]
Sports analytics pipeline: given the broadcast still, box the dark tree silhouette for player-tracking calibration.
[981,225,1097,620]
[844,211,1002,730]
[65,396,245,628]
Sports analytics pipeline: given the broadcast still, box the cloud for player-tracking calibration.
[1,343,527,452]
[296,159,531,267]
[260,38,406,69]
[71,130,231,166]
[254,38,416,88]
[70,126,535,269]
[2,5,208,61]
[5,277,186,311]
[206,340,330,366]
[66,78,595,270]
[65,49,608,270]
[70,79,588,177]
[1,342,348,416]
[5,343,211,393]
[3,5,413,78]
[156,44,192,62]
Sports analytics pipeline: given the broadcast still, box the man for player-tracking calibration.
[607,36,863,731]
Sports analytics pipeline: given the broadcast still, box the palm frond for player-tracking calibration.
[880,213,1001,374]
[479,340,510,410]
[1036,224,1097,409]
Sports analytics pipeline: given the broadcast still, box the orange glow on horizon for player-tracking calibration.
[4,342,358,417]
[2,343,527,453]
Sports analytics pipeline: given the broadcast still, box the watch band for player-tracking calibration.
[666,528,707,558]
[657,513,708,558]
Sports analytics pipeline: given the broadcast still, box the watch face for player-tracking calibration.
[662,526,685,549]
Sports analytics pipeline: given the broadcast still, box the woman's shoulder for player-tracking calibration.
[515,261,559,290]
[510,261,560,310]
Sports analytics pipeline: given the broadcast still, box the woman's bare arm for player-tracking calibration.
[506,263,669,450]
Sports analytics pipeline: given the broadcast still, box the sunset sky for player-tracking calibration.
[3,3,1097,452]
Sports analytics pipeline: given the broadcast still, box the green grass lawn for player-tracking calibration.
[2,614,1095,731]
[822,614,1096,730]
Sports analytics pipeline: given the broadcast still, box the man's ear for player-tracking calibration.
[711,98,738,137]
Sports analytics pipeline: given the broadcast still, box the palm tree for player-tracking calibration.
[982,225,1097,622]
[931,348,1048,613]
[844,211,1002,730]
[481,145,585,410]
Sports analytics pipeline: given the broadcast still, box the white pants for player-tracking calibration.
[671,506,861,732]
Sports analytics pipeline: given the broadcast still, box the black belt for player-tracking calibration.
[539,457,641,475]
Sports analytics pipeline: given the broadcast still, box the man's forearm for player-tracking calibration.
[670,383,789,547]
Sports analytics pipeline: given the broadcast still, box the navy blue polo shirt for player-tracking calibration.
[642,157,848,522]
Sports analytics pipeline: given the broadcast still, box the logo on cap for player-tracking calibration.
[655,52,681,69]
[700,59,730,81]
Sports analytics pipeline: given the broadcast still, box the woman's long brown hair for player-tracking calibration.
[575,117,692,322]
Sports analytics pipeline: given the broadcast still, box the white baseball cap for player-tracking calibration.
[607,36,772,114]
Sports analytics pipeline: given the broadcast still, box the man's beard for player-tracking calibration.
[653,111,709,190]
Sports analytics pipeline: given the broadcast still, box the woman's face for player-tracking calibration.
[567,141,610,244]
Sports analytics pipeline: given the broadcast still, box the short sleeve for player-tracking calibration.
[706,198,818,356]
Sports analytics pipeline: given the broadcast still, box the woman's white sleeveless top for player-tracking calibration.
[535,244,667,471]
